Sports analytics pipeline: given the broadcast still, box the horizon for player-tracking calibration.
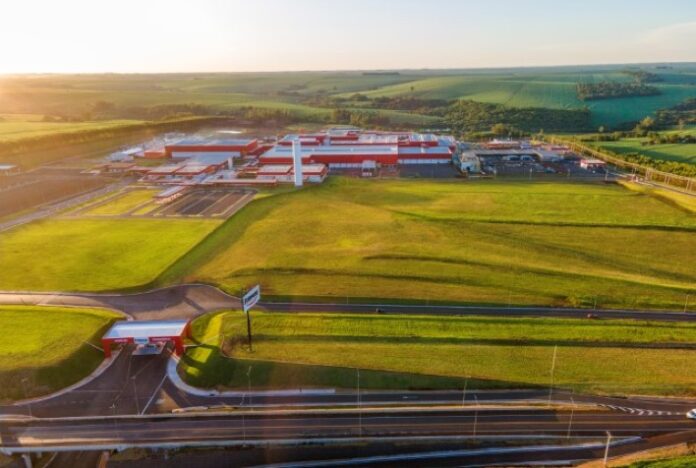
[2,0,695,74]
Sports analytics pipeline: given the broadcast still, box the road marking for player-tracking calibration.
[599,404,682,416]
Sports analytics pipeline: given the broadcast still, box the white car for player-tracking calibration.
[687,409,696,420]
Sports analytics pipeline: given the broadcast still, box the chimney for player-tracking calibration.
[292,138,303,187]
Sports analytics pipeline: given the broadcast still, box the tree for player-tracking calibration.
[491,123,508,136]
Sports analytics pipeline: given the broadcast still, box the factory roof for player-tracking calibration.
[263,145,399,158]
[103,320,189,340]
[258,164,293,174]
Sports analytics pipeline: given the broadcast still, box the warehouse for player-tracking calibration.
[165,138,258,157]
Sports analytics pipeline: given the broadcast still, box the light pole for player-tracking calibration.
[462,378,468,408]
[247,365,253,409]
[603,431,612,467]
[548,345,558,406]
[685,294,690,313]
[21,378,32,418]
[357,368,362,437]
[132,376,140,415]
[566,397,575,439]
[473,394,478,438]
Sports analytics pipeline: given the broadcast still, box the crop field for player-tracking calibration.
[183,178,696,310]
[180,311,696,395]
[0,218,220,291]
[588,127,696,165]
[0,174,110,220]
[0,113,144,143]
[0,305,121,401]
[82,189,158,216]
[2,65,695,132]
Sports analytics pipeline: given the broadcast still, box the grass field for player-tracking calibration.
[624,456,696,468]
[0,305,122,401]
[588,127,696,165]
[179,311,696,396]
[0,218,219,291]
[0,113,144,143]
[83,189,158,216]
[182,178,696,310]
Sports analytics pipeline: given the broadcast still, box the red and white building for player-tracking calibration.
[261,128,455,168]
[258,163,328,183]
[165,138,258,157]
[101,319,191,357]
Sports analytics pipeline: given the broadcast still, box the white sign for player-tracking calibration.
[242,285,261,313]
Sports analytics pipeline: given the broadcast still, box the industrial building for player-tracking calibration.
[261,128,456,168]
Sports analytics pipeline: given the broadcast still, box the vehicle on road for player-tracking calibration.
[687,409,696,420]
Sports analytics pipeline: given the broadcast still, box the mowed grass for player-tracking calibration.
[84,189,158,216]
[186,178,696,310]
[0,218,219,291]
[589,127,696,165]
[0,305,122,401]
[180,311,696,396]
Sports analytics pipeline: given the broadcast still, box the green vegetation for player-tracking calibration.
[180,311,696,395]
[0,218,219,291]
[586,126,696,166]
[84,189,158,216]
[576,82,661,101]
[446,99,591,134]
[0,305,122,401]
[623,455,696,468]
[177,178,696,310]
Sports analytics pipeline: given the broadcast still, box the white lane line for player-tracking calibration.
[141,373,168,415]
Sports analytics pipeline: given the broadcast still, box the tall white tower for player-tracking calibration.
[292,138,303,187]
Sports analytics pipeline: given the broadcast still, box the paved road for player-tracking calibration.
[2,409,695,451]
[0,284,693,322]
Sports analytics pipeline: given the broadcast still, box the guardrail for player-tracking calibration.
[545,136,696,193]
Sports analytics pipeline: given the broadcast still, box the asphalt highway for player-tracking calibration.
[2,409,695,451]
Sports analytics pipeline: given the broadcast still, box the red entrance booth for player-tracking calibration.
[101,319,191,358]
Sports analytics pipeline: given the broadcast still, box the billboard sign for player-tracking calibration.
[242,285,261,313]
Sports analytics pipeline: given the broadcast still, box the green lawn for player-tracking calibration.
[0,218,220,291]
[589,127,696,165]
[180,311,696,396]
[84,189,158,216]
[181,178,696,310]
[0,305,122,401]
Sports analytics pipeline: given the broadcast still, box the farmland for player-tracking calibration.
[0,218,220,291]
[180,311,696,396]
[587,126,696,165]
[183,178,696,311]
[0,113,144,143]
[83,189,158,216]
[1,65,695,134]
[0,305,121,401]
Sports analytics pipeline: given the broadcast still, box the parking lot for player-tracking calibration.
[151,189,254,218]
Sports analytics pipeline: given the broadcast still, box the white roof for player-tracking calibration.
[259,164,293,174]
[263,145,398,158]
[103,320,188,339]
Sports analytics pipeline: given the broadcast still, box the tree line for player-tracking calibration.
[576,82,661,101]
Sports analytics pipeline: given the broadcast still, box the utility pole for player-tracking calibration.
[603,431,612,467]
[685,294,690,313]
[548,345,558,405]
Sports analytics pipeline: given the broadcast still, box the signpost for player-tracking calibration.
[242,285,261,351]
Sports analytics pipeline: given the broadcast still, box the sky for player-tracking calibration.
[1,0,696,74]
